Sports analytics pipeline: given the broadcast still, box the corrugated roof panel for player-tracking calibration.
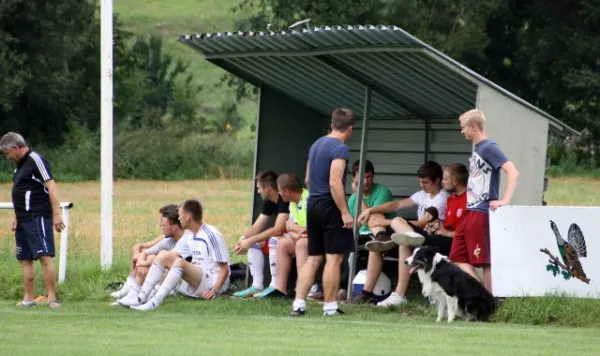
[179,24,578,134]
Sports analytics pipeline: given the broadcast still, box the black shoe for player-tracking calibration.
[290,308,306,317]
[262,289,288,299]
[324,308,345,316]
[343,291,376,305]
[365,233,397,252]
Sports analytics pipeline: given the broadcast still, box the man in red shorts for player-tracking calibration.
[450,109,520,293]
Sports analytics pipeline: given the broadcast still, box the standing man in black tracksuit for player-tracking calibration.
[1,132,65,308]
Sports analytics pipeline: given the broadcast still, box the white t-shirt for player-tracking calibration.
[410,190,450,222]
[175,224,230,277]
[144,237,177,255]
[171,230,194,258]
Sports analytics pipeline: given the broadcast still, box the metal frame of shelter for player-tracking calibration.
[179,24,579,300]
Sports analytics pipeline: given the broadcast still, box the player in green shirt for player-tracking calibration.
[347,160,395,235]
[346,159,396,305]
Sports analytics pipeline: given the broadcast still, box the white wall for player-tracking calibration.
[477,85,548,206]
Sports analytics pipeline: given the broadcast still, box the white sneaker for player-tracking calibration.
[391,231,425,246]
[376,292,406,307]
[130,298,161,311]
[110,283,130,299]
[109,300,120,306]
[117,293,142,307]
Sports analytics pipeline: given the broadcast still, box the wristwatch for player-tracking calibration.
[211,287,219,295]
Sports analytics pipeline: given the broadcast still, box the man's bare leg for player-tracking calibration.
[482,265,492,293]
[363,252,383,292]
[39,256,57,302]
[275,238,295,293]
[295,239,308,272]
[292,255,323,314]
[322,253,344,315]
[376,245,410,307]
[20,260,35,303]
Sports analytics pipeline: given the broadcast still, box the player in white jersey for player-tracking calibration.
[115,205,192,306]
[109,204,178,299]
[130,199,230,311]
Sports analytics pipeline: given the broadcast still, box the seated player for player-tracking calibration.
[110,204,178,299]
[128,199,230,311]
[357,161,449,307]
[233,171,289,297]
[114,204,192,306]
[253,173,309,298]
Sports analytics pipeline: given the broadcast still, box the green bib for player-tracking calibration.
[290,189,309,227]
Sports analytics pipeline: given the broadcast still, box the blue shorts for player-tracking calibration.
[15,216,55,261]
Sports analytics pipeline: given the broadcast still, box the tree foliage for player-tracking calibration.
[229,0,600,146]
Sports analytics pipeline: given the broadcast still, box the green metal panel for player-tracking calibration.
[250,86,324,222]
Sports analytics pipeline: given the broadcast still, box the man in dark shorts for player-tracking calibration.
[1,132,65,308]
[291,108,355,317]
[450,109,519,293]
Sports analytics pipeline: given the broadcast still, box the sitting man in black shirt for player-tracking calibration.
[233,170,290,297]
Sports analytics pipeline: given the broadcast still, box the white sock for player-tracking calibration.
[323,301,338,315]
[138,262,165,301]
[153,267,183,304]
[268,237,278,289]
[248,244,264,289]
[148,284,160,299]
[126,275,136,286]
[293,299,306,311]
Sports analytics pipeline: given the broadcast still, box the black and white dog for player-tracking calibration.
[405,246,497,322]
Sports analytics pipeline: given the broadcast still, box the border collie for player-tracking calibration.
[405,246,497,322]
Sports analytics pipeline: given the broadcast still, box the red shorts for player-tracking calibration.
[449,210,490,266]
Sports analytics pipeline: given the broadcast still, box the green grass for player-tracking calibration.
[2,178,600,353]
[114,0,258,122]
[1,299,600,355]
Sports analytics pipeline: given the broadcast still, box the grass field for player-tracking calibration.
[1,177,600,355]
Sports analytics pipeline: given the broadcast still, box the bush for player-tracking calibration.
[0,126,255,183]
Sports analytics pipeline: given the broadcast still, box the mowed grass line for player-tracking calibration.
[1,300,599,356]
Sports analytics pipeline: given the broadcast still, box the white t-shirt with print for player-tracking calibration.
[410,190,450,222]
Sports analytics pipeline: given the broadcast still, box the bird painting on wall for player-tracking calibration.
[540,220,590,284]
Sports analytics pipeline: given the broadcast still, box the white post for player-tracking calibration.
[58,207,70,284]
[100,0,114,270]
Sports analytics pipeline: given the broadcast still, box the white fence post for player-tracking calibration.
[0,202,74,284]
[58,205,71,284]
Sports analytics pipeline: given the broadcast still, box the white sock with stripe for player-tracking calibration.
[138,262,165,302]
[248,244,264,289]
[268,237,278,289]
[152,267,183,304]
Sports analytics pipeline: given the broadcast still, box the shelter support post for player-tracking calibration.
[424,119,430,162]
[347,87,372,301]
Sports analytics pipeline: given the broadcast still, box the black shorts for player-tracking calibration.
[15,216,55,261]
[307,195,353,256]
[406,221,452,256]
[422,234,453,256]
[407,221,428,238]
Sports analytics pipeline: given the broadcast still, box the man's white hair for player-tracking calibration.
[0,132,27,150]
